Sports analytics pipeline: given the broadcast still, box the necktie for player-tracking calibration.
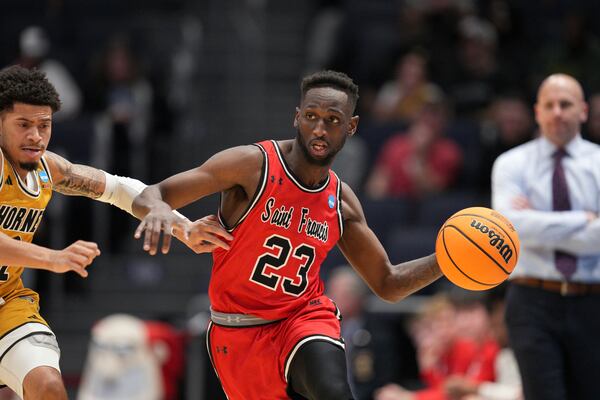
[553,148,577,279]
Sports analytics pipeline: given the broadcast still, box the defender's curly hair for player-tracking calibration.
[0,65,61,113]
[301,70,359,113]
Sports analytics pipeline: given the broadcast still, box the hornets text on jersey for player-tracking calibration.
[0,150,52,299]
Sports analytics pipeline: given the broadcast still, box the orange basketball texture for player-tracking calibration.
[435,207,520,291]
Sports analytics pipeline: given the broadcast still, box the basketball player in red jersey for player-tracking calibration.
[133,70,443,399]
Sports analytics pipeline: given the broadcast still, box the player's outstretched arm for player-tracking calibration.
[133,145,262,255]
[0,232,100,277]
[337,183,442,303]
[44,151,106,199]
[45,151,147,215]
[43,151,227,254]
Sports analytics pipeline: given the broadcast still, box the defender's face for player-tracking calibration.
[294,87,358,166]
[535,79,587,147]
[0,103,52,172]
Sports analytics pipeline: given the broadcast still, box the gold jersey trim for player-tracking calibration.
[0,149,5,192]
[9,162,40,198]
[39,156,53,184]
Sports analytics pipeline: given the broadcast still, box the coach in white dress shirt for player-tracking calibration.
[492,74,600,400]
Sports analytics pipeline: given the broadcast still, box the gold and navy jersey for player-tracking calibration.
[0,149,52,299]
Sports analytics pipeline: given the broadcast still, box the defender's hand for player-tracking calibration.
[134,204,189,255]
[175,215,234,254]
[50,240,101,277]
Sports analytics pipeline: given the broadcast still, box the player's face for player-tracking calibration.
[294,87,358,166]
[535,77,587,147]
[0,103,52,173]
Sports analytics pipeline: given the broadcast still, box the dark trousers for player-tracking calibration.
[505,283,600,400]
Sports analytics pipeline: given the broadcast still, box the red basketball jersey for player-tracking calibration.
[210,140,344,321]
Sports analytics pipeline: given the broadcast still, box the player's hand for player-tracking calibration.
[134,204,189,255]
[175,215,234,254]
[49,240,101,277]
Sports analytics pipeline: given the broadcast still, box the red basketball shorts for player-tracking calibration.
[206,295,344,399]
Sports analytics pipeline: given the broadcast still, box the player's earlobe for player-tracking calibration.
[347,116,359,136]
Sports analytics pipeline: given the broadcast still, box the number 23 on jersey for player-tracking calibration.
[250,234,316,297]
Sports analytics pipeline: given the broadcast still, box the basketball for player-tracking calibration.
[435,207,520,291]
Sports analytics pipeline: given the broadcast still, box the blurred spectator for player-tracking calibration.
[365,99,463,199]
[372,50,444,124]
[477,1,530,90]
[535,12,600,93]
[375,292,499,400]
[78,314,184,400]
[88,36,153,251]
[476,96,534,192]
[477,285,522,400]
[324,1,405,108]
[17,26,82,122]
[88,35,153,180]
[327,266,419,400]
[304,2,345,74]
[479,0,521,49]
[478,286,522,400]
[584,93,600,144]
[450,290,493,344]
[401,0,472,84]
[444,286,522,400]
[443,16,511,118]
[332,135,369,192]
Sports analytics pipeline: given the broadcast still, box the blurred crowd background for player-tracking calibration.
[2,0,600,398]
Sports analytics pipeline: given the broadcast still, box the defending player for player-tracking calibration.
[133,70,443,399]
[0,65,230,400]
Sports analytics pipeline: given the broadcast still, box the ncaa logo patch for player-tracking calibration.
[328,194,335,209]
[38,171,49,183]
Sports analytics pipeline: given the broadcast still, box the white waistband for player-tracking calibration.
[0,323,54,361]
[210,308,279,327]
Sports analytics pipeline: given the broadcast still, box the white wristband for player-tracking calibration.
[98,171,191,224]
[97,171,147,216]
[171,209,191,223]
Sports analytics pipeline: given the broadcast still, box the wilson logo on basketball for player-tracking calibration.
[470,219,513,263]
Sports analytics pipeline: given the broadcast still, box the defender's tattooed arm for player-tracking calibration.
[45,151,105,198]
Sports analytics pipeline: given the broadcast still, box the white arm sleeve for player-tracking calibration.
[97,172,190,222]
[97,171,146,215]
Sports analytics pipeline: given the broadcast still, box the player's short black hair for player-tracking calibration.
[0,65,61,113]
[301,70,359,113]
